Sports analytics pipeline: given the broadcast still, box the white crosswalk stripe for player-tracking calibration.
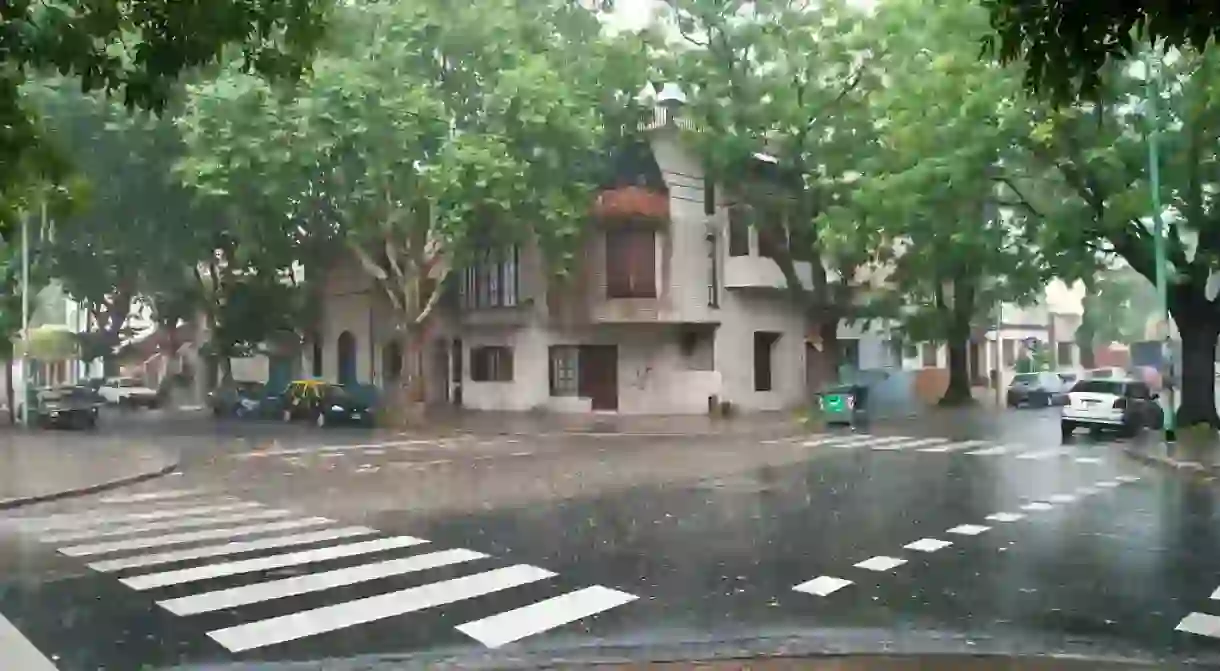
[456,586,638,648]
[917,440,989,453]
[871,437,946,451]
[207,564,557,652]
[5,498,247,532]
[159,547,488,615]
[87,526,379,572]
[100,489,210,504]
[10,490,640,652]
[121,535,431,590]
[58,517,335,557]
[40,508,294,543]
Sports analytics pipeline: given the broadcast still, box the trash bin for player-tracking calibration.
[819,383,868,425]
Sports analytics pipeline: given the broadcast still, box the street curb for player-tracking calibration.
[1122,445,1217,484]
[0,459,180,511]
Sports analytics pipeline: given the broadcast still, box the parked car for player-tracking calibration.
[208,381,267,418]
[22,386,101,430]
[1006,371,1069,407]
[98,376,159,409]
[277,380,373,427]
[1083,366,1129,380]
[1061,377,1163,439]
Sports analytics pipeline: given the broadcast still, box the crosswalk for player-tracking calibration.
[786,433,1093,461]
[0,488,637,654]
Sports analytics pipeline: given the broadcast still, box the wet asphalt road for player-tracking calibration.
[1,408,1219,669]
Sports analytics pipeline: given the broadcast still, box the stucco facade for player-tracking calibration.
[313,123,894,414]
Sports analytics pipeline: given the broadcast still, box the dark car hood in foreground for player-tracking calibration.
[156,626,1203,670]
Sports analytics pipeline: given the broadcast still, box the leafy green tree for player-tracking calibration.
[1,0,333,240]
[1075,269,1157,367]
[178,0,651,401]
[1011,48,1220,427]
[826,0,1049,404]
[662,0,887,380]
[982,0,1220,102]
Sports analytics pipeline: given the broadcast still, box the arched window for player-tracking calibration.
[383,341,403,383]
[337,331,357,386]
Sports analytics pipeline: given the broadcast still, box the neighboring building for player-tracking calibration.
[311,97,896,415]
[7,282,104,404]
[901,293,1084,388]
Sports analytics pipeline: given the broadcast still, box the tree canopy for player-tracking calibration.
[0,0,333,241]
[982,0,1220,102]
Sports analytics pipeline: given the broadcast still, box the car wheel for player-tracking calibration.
[314,412,326,428]
[1060,420,1075,442]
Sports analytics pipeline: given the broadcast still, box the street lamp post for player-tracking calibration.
[1144,46,1176,443]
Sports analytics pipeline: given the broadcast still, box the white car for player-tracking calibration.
[1061,377,1162,440]
[98,377,160,409]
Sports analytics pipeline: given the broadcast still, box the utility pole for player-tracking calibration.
[1145,45,1176,443]
[19,208,29,428]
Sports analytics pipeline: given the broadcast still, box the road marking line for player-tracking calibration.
[1095,481,1120,488]
[1074,457,1103,464]
[803,435,876,448]
[41,508,294,543]
[1020,502,1054,512]
[456,585,638,648]
[854,555,906,571]
[511,451,533,457]
[1114,475,1141,483]
[363,449,385,456]
[1049,494,1077,504]
[1177,612,1220,638]
[159,548,487,615]
[1016,449,1063,460]
[1077,486,1100,495]
[918,440,989,453]
[87,526,378,572]
[985,512,1025,522]
[59,517,333,557]
[5,499,250,531]
[872,437,948,451]
[122,535,431,590]
[903,538,952,552]
[101,489,208,504]
[965,445,1010,456]
[0,610,59,671]
[946,524,990,536]
[206,564,556,652]
[793,575,852,597]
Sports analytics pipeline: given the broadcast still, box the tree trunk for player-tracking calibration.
[377,326,427,428]
[940,338,974,405]
[1078,341,1097,369]
[939,282,976,406]
[4,358,13,425]
[1175,311,1220,428]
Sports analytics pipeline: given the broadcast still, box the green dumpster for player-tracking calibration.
[819,383,868,425]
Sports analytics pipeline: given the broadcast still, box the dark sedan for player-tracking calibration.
[279,381,374,428]
[26,386,101,430]
[1006,371,1070,408]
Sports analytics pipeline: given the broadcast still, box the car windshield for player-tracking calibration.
[1088,369,1114,379]
[1072,380,1125,395]
[322,385,353,402]
[1011,374,1038,385]
[114,378,141,388]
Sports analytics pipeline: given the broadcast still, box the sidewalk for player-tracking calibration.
[0,430,179,509]
[423,409,807,437]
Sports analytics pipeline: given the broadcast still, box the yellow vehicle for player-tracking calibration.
[277,379,373,428]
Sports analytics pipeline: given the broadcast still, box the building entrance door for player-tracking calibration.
[578,345,618,410]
